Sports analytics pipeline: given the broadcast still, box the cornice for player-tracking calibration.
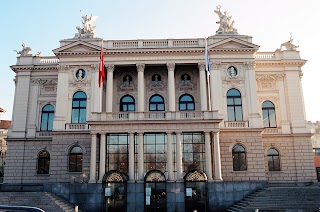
[256,61,306,67]
[11,65,58,72]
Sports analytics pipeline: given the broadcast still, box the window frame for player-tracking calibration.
[37,150,50,174]
[232,144,247,171]
[68,146,83,172]
[71,91,87,124]
[120,95,135,112]
[267,148,281,171]
[179,94,195,111]
[227,89,243,121]
[40,104,54,131]
[149,94,165,111]
[262,101,277,128]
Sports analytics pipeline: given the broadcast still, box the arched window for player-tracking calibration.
[227,89,243,121]
[232,144,247,171]
[262,101,276,128]
[123,75,133,87]
[40,104,54,131]
[152,74,161,85]
[72,91,87,123]
[179,94,195,111]
[69,146,83,172]
[149,95,165,111]
[181,74,191,85]
[37,150,50,174]
[120,95,135,112]
[267,148,280,171]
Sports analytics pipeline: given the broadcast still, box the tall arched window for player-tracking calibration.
[40,104,54,131]
[37,150,50,174]
[267,148,280,171]
[69,146,83,172]
[227,89,243,121]
[149,95,165,111]
[232,144,247,171]
[72,91,87,123]
[179,94,195,111]
[262,101,276,128]
[120,95,135,112]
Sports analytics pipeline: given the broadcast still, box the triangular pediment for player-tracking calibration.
[208,37,259,51]
[53,40,104,54]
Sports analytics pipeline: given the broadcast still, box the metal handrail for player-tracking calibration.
[0,205,45,212]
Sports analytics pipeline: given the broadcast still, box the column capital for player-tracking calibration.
[166,131,173,135]
[106,64,115,72]
[166,63,175,71]
[243,61,256,70]
[90,64,99,72]
[57,64,70,73]
[136,63,145,72]
[99,132,107,135]
[210,61,222,70]
[175,131,182,135]
[198,63,206,72]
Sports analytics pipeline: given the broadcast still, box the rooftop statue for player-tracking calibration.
[214,5,238,35]
[280,34,299,51]
[75,14,98,38]
[13,43,32,56]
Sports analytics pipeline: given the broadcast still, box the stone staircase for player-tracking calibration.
[0,191,85,212]
[226,186,320,212]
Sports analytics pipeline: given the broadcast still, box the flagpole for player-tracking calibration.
[205,37,212,111]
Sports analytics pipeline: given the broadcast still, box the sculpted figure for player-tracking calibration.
[14,43,32,56]
[280,34,299,51]
[81,14,97,33]
[214,5,237,34]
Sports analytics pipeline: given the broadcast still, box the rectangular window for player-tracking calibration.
[182,132,205,173]
[107,134,129,173]
[144,133,166,173]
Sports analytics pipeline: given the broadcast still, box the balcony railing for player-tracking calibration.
[263,128,281,134]
[65,123,90,130]
[224,121,249,128]
[91,111,219,122]
[36,131,52,137]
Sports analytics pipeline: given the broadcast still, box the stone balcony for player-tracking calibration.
[90,111,219,122]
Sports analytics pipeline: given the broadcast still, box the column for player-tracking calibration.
[89,133,97,183]
[129,133,135,181]
[98,133,106,182]
[198,63,208,111]
[176,132,183,180]
[91,64,102,113]
[210,62,223,115]
[138,133,144,180]
[204,132,213,181]
[167,63,176,111]
[277,75,291,133]
[244,61,261,128]
[167,132,173,181]
[137,64,145,112]
[106,64,115,112]
[213,132,222,181]
[27,80,40,137]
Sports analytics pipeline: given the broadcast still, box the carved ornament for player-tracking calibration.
[136,63,145,72]
[243,61,256,70]
[106,64,115,73]
[166,63,175,71]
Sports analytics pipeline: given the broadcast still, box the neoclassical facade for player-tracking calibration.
[5,8,316,212]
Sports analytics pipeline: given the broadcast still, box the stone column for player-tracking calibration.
[91,64,102,113]
[204,132,213,181]
[167,132,173,181]
[89,133,97,183]
[99,133,106,182]
[210,62,223,115]
[167,63,176,111]
[213,132,222,181]
[106,64,115,112]
[198,63,208,111]
[138,133,144,180]
[176,132,183,180]
[137,64,145,112]
[277,74,291,133]
[244,61,261,128]
[129,133,135,181]
[27,79,40,137]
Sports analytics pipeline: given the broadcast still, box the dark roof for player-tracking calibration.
[0,120,11,129]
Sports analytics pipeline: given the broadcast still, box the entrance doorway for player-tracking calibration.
[144,170,166,212]
[184,169,208,212]
[103,170,128,212]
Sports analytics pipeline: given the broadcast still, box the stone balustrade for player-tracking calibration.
[224,121,249,128]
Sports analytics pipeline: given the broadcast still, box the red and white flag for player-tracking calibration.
[99,42,105,87]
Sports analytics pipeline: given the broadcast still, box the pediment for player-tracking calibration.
[53,40,104,54]
[208,37,259,51]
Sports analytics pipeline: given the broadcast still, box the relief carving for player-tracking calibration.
[256,74,277,91]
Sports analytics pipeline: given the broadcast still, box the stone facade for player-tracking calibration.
[4,11,316,211]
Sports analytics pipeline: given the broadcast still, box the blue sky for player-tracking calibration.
[1,0,319,121]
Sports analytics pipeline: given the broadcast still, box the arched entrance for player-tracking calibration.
[184,169,208,212]
[144,170,166,212]
[103,170,128,212]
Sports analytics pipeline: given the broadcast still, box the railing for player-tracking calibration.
[263,128,281,134]
[108,39,202,49]
[39,57,59,64]
[224,121,249,128]
[112,41,138,48]
[143,40,168,48]
[65,123,90,130]
[173,40,199,47]
[36,131,52,137]
[255,52,275,59]
[91,111,219,122]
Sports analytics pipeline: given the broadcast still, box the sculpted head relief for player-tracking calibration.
[214,5,238,35]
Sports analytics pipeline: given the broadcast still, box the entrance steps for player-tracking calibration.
[0,191,85,212]
[226,185,320,212]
